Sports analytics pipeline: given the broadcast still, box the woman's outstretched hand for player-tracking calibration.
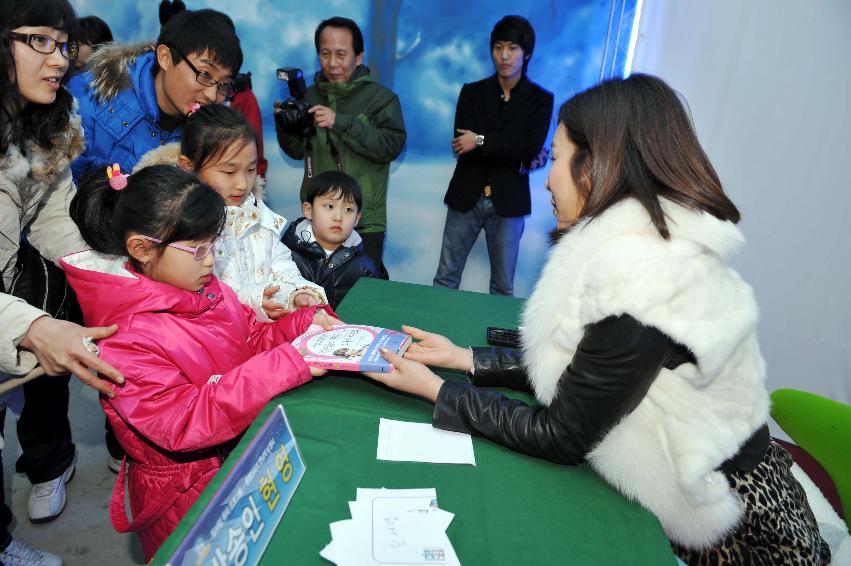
[363,348,444,402]
[19,317,124,397]
[402,325,473,372]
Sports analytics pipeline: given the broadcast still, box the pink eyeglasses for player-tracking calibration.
[137,235,215,260]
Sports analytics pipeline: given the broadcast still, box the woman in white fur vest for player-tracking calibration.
[365,74,829,564]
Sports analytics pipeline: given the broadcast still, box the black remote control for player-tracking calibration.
[486,326,522,348]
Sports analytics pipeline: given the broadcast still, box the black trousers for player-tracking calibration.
[0,409,13,545]
[15,374,75,483]
[360,231,389,279]
[105,417,124,460]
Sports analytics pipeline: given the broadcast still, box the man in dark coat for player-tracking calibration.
[434,15,553,296]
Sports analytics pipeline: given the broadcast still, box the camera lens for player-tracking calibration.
[275,98,311,131]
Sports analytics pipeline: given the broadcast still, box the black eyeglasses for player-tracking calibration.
[10,32,79,60]
[169,46,234,97]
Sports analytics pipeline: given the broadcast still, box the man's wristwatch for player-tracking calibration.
[475,134,485,147]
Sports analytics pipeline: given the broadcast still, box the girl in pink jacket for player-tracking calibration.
[61,164,334,559]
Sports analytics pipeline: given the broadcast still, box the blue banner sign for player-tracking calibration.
[166,405,306,566]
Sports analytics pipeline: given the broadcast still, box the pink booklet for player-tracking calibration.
[291,324,412,372]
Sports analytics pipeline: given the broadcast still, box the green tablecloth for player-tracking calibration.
[154,279,675,565]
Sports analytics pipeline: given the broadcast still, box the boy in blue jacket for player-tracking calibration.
[67,8,241,182]
[282,171,386,309]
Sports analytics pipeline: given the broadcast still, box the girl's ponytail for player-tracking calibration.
[71,172,126,255]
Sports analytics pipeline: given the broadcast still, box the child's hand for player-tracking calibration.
[309,365,328,377]
[262,286,287,320]
[313,310,342,329]
[296,347,328,376]
[293,292,319,308]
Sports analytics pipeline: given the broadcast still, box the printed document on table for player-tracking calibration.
[371,497,460,565]
[376,418,476,465]
[321,488,459,566]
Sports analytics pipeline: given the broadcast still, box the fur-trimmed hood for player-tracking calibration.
[1,100,86,284]
[521,197,769,549]
[81,42,155,102]
[0,100,85,188]
[133,142,264,201]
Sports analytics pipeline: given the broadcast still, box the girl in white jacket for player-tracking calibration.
[135,104,327,321]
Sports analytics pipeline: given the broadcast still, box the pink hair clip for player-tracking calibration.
[187,102,201,116]
[106,163,128,190]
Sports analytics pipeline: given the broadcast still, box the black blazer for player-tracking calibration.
[443,75,553,217]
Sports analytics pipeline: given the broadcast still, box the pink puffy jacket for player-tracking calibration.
[62,251,331,559]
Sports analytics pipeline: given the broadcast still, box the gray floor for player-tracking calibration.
[3,378,144,565]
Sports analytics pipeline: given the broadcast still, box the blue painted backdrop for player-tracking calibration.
[70,0,636,297]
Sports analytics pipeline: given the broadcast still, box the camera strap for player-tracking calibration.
[304,135,344,179]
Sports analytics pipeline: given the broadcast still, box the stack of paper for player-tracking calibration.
[320,488,460,565]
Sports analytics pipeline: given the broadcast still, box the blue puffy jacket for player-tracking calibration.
[67,44,182,183]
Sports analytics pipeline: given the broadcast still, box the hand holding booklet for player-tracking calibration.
[292,324,412,372]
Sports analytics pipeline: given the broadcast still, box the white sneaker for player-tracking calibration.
[107,454,122,474]
[27,460,75,523]
[0,537,63,566]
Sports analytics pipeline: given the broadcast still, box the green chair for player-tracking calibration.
[771,388,851,531]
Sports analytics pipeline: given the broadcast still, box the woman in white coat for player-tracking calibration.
[366,74,829,564]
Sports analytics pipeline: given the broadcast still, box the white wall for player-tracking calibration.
[631,0,851,418]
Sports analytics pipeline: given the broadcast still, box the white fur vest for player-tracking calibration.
[521,197,769,549]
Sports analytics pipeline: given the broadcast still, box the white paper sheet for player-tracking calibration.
[376,418,476,465]
[321,488,460,566]
[371,497,459,565]
[319,541,339,563]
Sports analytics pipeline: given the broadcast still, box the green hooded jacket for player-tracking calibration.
[279,65,406,234]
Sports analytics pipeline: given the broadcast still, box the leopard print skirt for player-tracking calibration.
[672,442,831,565]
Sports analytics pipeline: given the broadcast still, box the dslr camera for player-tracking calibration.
[275,67,313,136]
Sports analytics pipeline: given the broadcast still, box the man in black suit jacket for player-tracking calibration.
[433,15,553,296]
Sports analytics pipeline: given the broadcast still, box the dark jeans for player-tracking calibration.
[0,409,13,545]
[360,231,389,279]
[105,417,124,460]
[15,374,75,483]
[433,196,525,296]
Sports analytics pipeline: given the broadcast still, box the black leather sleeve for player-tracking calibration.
[432,315,681,465]
[469,347,530,391]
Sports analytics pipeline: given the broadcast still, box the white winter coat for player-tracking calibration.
[0,110,87,375]
[215,194,326,321]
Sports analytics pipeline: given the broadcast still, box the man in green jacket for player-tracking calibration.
[276,16,406,275]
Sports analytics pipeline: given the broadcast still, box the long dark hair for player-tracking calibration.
[1,0,77,153]
[71,165,226,271]
[559,74,740,238]
[181,104,256,172]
